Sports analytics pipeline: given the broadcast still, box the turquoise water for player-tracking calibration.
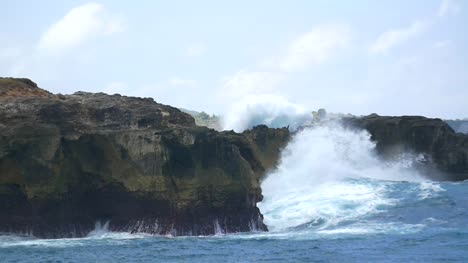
[1,179,467,263]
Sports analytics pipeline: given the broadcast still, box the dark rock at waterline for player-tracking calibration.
[343,114,468,181]
[0,78,290,238]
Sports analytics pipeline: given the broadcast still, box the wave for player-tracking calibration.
[219,95,448,236]
[257,122,436,234]
[0,221,150,248]
[221,95,311,132]
[0,95,460,245]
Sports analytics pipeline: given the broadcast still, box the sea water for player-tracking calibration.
[1,124,468,262]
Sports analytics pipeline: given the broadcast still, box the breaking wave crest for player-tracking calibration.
[219,95,446,236]
[257,122,442,235]
[221,95,311,132]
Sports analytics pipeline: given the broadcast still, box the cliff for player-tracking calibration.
[343,114,468,181]
[445,119,468,134]
[0,78,290,238]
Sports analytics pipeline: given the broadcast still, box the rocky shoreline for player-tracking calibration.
[343,114,468,181]
[1,77,467,238]
[0,78,290,238]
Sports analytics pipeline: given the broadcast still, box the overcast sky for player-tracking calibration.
[1,0,467,118]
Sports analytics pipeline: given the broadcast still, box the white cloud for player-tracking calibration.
[279,24,351,71]
[369,21,427,55]
[218,24,351,111]
[218,24,351,109]
[362,44,468,118]
[183,44,205,57]
[38,2,125,54]
[368,0,459,55]
[2,2,126,81]
[437,0,461,17]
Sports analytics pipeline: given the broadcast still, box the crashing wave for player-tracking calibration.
[222,94,312,132]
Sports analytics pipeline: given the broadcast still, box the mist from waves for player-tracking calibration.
[2,95,468,262]
[220,95,448,235]
[257,122,437,234]
[221,95,312,132]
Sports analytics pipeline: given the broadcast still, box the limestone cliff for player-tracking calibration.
[343,114,468,181]
[0,78,290,238]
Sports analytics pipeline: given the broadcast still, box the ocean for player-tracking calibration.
[1,124,467,262]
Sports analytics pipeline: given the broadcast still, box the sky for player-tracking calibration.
[1,0,467,119]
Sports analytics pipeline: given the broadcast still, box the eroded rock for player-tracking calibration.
[343,114,468,181]
[0,78,290,238]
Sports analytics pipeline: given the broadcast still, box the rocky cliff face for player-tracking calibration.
[445,119,468,134]
[0,78,290,238]
[343,114,468,181]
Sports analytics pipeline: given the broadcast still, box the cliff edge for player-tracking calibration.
[343,114,468,181]
[0,78,290,238]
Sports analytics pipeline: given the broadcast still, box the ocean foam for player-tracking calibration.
[258,123,428,234]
